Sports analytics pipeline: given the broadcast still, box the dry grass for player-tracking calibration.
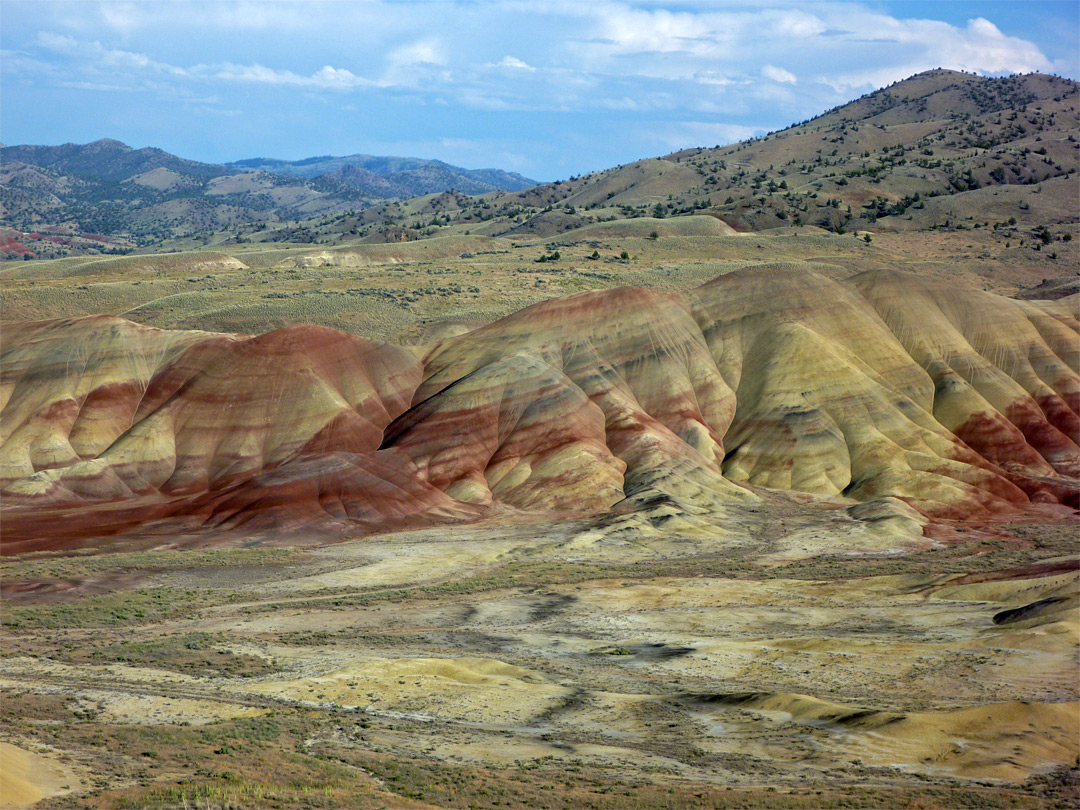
[4,223,1073,344]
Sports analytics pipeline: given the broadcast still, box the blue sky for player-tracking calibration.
[2,1,1077,181]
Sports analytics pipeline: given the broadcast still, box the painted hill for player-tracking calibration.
[2,268,1076,553]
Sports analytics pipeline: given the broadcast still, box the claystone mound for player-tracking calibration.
[1,269,1077,550]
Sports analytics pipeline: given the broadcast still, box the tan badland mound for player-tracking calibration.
[564,214,739,239]
[290,234,496,268]
[0,742,84,808]
[251,657,566,725]
[2,269,1077,551]
[693,692,1079,781]
[0,251,246,282]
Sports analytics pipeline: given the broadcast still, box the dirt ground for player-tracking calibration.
[1,493,1076,809]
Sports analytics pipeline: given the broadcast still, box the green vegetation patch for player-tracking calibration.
[53,632,281,678]
[0,547,303,582]
[0,587,204,630]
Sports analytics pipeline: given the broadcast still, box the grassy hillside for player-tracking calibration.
[247,70,1074,249]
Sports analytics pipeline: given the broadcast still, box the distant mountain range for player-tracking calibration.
[3,139,230,183]
[0,140,537,255]
[226,154,535,196]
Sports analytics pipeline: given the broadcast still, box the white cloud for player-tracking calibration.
[311,65,376,89]
[495,56,535,72]
[91,0,337,33]
[771,10,826,39]
[27,4,1062,105]
[213,62,376,89]
[455,92,515,110]
[597,96,641,111]
[0,48,53,73]
[211,63,285,84]
[35,31,80,52]
[957,16,1052,73]
[591,7,718,56]
[647,121,764,150]
[762,64,796,84]
[566,2,1058,92]
[59,79,130,92]
[98,2,141,35]
[694,71,744,87]
[381,36,448,87]
[811,11,1054,92]
[36,31,188,76]
[388,37,445,68]
[34,30,382,90]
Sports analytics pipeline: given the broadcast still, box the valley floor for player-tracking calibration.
[2,498,1076,809]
